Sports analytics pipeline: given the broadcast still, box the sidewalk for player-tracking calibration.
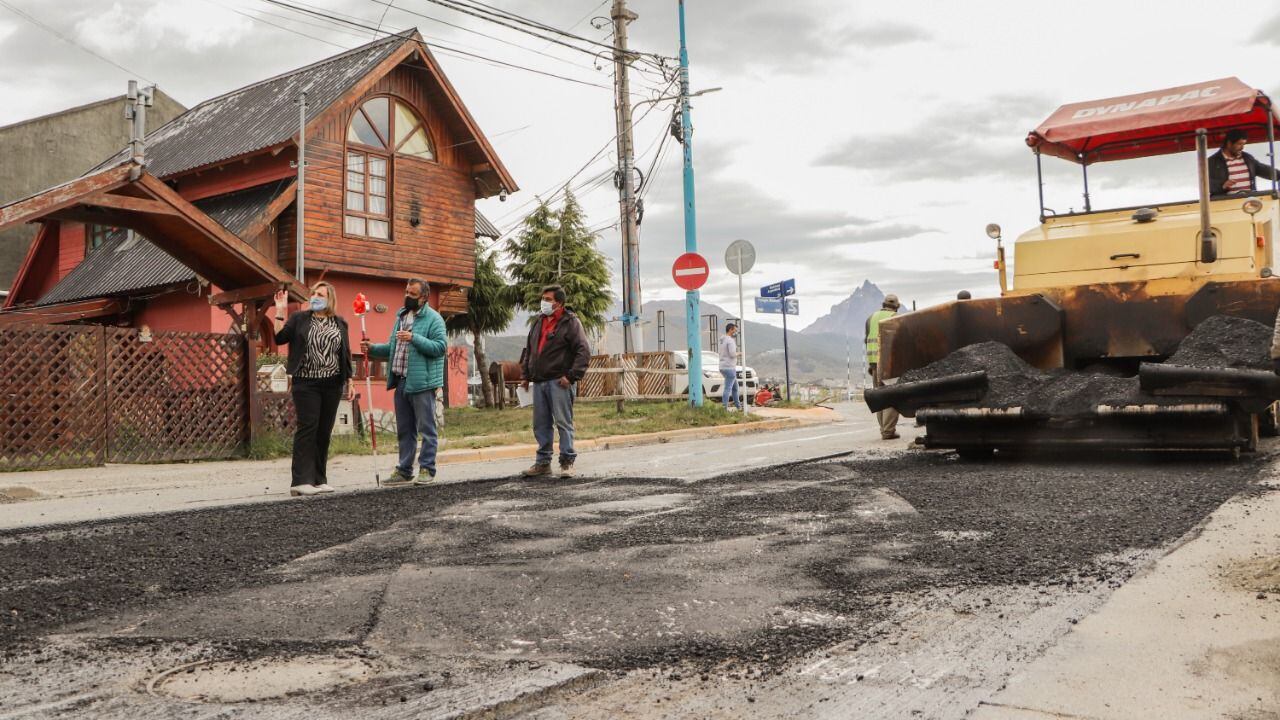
[0,404,860,530]
[972,461,1280,719]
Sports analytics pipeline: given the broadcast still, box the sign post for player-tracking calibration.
[672,252,710,405]
[725,239,755,411]
[758,279,797,402]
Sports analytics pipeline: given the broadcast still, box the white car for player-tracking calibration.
[671,351,759,404]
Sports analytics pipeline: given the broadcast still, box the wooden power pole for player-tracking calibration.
[611,0,641,354]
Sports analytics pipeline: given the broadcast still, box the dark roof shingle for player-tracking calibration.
[37,230,192,306]
[193,179,292,236]
[92,33,406,179]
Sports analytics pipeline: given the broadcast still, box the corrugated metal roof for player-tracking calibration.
[193,179,291,236]
[35,179,292,306]
[474,209,500,239]
[37,230,193,306]
[91,33,407,179]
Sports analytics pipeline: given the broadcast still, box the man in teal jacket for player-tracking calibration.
[361,278,447,484]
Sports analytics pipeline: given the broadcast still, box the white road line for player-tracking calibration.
[752,431,849,448]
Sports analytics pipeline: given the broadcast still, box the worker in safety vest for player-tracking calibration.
[865,294,901,440]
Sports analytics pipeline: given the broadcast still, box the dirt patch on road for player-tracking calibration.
[1223,555,1280,594]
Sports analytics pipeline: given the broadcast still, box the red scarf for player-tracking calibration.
[538,308,564,352]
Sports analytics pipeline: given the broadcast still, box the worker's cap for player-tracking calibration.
[883,294,901,309]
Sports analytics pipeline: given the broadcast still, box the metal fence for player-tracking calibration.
[0,324,246,471]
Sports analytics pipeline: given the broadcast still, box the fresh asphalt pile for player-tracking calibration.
[0,451,1262,675]
[898,315,1274,417]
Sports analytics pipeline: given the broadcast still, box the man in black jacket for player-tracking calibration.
[1209,129,1280,197]
[520,284,592,478]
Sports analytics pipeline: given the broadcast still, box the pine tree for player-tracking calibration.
[505,191,613,337]
[445,242,516,408]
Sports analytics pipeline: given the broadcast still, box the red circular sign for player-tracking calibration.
[671,252,710,291]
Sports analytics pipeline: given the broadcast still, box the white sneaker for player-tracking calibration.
[290,485,320,496]
[314,484,335,493]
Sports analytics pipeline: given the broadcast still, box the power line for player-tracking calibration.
[200,0,349,49]
[365,0,618,77]
[264,0,618,91]
[438,0,668,64]
[0,0,156,84]
[491,76,677,232]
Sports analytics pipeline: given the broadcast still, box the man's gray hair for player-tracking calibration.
[406,278,428,292]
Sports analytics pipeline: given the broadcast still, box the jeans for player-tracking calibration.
[392,376,438,476]
[533,380,576,465]
[290,375,343,487]
[720,369,741,410]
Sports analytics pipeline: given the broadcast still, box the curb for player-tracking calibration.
[436,416,821,466]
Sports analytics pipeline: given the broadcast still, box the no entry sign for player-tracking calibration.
[671,252,710,291]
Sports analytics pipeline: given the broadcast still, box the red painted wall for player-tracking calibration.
[56,222,85,279]
[446,345,469,408]
[133,290,223,333]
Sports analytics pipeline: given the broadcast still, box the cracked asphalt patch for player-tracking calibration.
[0,451,1265,717]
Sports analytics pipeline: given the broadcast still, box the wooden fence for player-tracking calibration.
[0,324,247,471]
[578,351,683,401]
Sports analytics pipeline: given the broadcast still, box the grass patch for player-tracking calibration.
[247,401,763,459]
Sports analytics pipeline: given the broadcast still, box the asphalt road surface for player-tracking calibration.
[0,437,1267,719]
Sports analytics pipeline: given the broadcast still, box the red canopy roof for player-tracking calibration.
[1026,77,1278,164]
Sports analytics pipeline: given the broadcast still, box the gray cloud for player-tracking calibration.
[814,92,1060,182]
[614,0,931,74]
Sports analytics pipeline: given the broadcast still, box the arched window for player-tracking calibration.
[345,96,436,240]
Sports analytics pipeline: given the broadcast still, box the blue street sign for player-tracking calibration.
[754,297,799,315]
[760,278,796,298]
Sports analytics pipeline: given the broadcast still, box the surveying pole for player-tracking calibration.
[612,0,642,353]
[295,89,308,284]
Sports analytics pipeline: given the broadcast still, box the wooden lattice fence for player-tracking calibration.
[578,351,678,401]
[0,324,249,471]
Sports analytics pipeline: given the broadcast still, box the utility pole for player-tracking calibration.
[611,0,641,354]
[295,89,308,284]
[677,0,702,406]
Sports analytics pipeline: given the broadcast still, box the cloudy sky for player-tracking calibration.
[2,0,1278,330]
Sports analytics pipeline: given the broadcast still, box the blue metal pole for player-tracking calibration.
[678,0,702,407]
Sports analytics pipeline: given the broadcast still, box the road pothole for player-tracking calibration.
[148,654,376,703]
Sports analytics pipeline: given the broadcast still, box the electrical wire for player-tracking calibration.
[492,74,678,232]
[264,0,617,91]
[0,0,156,84]
[435,0,670,66]
[364,0,614,76]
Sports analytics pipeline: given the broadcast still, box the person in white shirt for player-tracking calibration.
[1209,129,1280,197]
[718,323,742,411]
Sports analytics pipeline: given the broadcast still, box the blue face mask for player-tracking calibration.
[309,297,327,312]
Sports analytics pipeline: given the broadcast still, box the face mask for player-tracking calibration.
[309,297,327,312]
[539,300,555,316]
[404,295,420,312]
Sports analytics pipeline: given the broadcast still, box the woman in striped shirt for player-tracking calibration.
[273,282,354,496]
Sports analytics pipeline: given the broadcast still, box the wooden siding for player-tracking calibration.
[301,64,477,292]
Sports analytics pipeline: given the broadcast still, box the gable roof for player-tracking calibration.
[86,30,516,197]
[90,34,407,178]
[33,179,295,307]
[0,165,305,309]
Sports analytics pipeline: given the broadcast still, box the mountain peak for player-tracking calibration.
[801,280,884,337]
